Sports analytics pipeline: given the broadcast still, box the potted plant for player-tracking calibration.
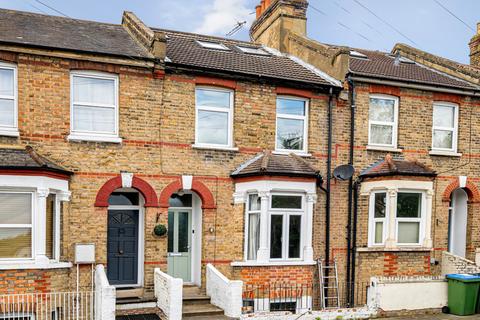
[153,224,167,237]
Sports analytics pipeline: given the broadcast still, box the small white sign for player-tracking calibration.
[74,243,96,264]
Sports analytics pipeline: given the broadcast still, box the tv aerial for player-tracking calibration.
[226,20,247,36]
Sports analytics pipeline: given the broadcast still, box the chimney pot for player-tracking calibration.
[265,0,271,8]
[261,0,266,11]
[256,5,262,19]
[477,22,480,34]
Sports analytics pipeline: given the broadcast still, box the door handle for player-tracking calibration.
[119,250,124,255]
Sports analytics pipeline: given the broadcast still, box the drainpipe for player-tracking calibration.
[346,77,355,305]
[324,87,334,306]
[350,180,359,304]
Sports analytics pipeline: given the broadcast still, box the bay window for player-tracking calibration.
[276,97,308,153]
[396,192,423,245]
[0,62,18,136]
[432,102,458,153]
[370,192,387,245]
[69,71,120,143]
[368,95,398,148]
[246,194,261,260]
[195,87,233,148]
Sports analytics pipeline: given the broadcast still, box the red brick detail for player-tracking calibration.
[233,175,316,183]
[276,86,315,99]
[159,177,216,209]
[153,69,165,79]
[383,253,399,276]
[0,51,18,63]
[69,61,122,74]
[433,92,463,104]
[236,265,314,286]
[95,175,159,207]
[195,76,237,90]
[442,178,480,203]
[369,84,400,96]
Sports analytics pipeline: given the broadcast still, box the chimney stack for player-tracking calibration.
[469,23,480,67]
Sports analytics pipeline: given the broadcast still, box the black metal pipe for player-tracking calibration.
[350,180,359,304]
[346,77,356,305]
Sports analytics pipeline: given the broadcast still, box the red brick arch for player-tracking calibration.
[95,175,159,207]
[159,177,216,209]
[442,178,480,203]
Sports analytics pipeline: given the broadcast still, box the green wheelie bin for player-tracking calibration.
[446,274,480,316]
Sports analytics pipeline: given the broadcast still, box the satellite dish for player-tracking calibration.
[333,164,355,181]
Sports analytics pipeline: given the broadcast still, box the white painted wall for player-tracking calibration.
[154,268,182,320]
[369,276,447,312]
[94,264,116,320]
[206,263,243,318]
[240,307,374,320]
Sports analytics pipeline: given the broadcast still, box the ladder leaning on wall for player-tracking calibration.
[318,258,340,309]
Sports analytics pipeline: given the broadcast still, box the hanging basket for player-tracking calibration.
[153,224,167,237]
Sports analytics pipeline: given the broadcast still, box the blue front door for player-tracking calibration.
[107,210,139,285]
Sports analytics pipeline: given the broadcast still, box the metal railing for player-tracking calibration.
[242,282,369,314]
[0,291,94,320]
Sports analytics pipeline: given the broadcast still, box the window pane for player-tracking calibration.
[73,105,115,133]
[369,98,395,122]
[0,68,14,96]
[271,195,302,209]
[433,105,454,127]
[288,215,301,258]
[277,98,305,116]
[178,212,189,253]
[370,124,393,145]
[374,193,386,218]
[73,76,115,105]
[46,194,56,260]
[109,192,139,206]
[248,194,261,211]
[374,222,383,244]
[270,215,283,259]
[0,193,32,224]
[167,211,174,252]
[398,222,420,243]
[397,193,422,218]
[196,89,230,108]
[0,99,14,127]
[247,213,260,260]
[0,228,31,258]
[433,130,453,149]
[276,118,304,150]
[197,110,228,145]
[168,194,192,207]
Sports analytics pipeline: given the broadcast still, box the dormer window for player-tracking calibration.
[196,40,229,51]
[349,50,368,59]
[236,45,269,56]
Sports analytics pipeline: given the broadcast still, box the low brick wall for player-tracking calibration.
[441,251,480,275]
[233,265,315,286]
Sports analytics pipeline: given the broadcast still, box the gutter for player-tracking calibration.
[349,75,480,96]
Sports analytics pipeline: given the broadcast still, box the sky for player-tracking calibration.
[0,0,478,64]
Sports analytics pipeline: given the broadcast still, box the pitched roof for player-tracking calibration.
[360,154,436,179]
[349,48,479,91]
[159,29,341,87]
[0,9,153,59]
[0,146,71,174]
[231,151,319,178]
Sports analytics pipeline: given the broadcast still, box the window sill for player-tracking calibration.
[67,134,122,144]
[272,150,312,157]
[231,260,316,267]
[357,247,432,253]
[366,145,402,153]
[429,150,462,157]
[0,128,20,137]
[0,261,73,270]
[192,144,239,152]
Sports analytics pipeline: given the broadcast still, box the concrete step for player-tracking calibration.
[182,304,224,318]
[182,295,211,305]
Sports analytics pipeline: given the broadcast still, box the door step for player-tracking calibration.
[116,288,144,299]
[182,304,224,318]
[182,285,227,318]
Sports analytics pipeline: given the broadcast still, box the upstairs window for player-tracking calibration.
[70,71,119,141]
[0,62,18,136]
[276,97,308,153]
[368,95,398,148]
[195,87,234,148]
[432,102,458,153]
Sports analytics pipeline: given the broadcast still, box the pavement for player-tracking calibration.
[380,315,480,319]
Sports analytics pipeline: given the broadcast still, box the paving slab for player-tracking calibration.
[380,314,480,319]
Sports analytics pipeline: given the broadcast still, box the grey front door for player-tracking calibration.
[167,210,192,282]
[107,210,139,285]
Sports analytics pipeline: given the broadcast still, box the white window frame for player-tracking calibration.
[395,190,426,246]
[68,71,120,143]
[0,62,19,137]
[268,193,304,261]
[431,102,459,153]
[0,190,35,261]
[275,96,309,154]
[196,40,230,51]
[368,94,399,149]
[194,86,234,149]
[368,191,388,246]
[244,194,261,261]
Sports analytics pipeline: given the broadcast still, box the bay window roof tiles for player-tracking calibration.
[0,146,72,174]
[360,154,436,179]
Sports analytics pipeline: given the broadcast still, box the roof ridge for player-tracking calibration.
[231,152,264,176]
[260,150,271,171]
[289,152,318,173]
[156,28,258,46]
[25,145,47,167]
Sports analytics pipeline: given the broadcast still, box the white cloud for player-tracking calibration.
[194,0,255,36]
